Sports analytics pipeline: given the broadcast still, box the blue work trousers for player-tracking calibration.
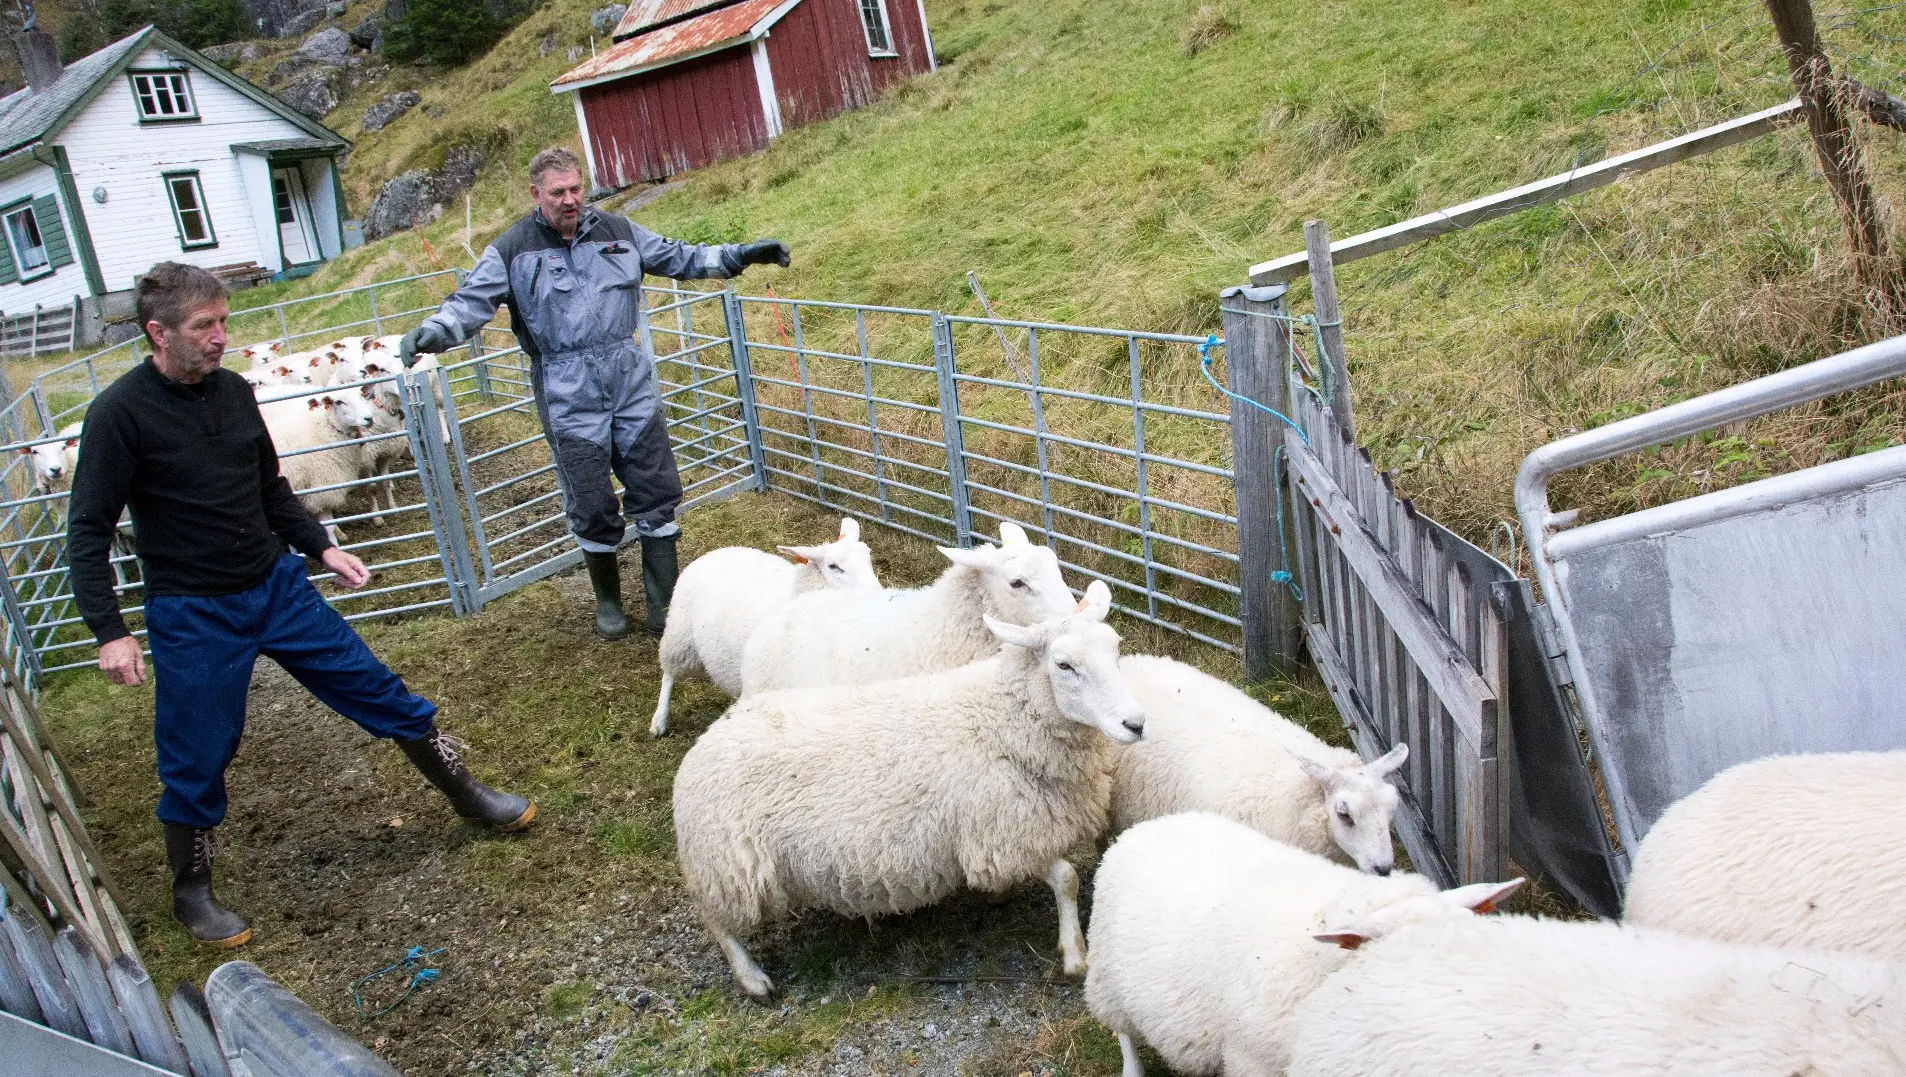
[531,339,683,553]
[145,552,437,828]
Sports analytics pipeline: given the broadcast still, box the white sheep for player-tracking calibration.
[674,581,1144,997]
[1112,655,1408,874]
[650,517,881,737]
[20,422,80,493]
[242,340,285,368]
[1287,899,1906,1077]
[739,520,1078,694]
[1623,750,1906,962]
[261,391,376,545]
[1085,812,1517,1077]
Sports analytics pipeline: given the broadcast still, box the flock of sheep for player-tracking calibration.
[22,336,444,544]
[653,518,1906,1076]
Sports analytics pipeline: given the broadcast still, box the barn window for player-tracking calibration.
[131,71,198,122]
[164,172,217,250]
[858,0,896,56]
[2,204,49,278]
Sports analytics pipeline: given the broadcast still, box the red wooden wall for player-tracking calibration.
[577,0,934,185]
[765,0,932,130]
[580,44,771,185]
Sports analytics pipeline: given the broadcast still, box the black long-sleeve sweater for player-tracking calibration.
[67,359,334,644]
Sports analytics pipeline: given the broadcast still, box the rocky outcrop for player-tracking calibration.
[361,90,420,132]
[592,4,628,37]
[298,26,354,60]
[278,66,342,119]
[363,142,490,240]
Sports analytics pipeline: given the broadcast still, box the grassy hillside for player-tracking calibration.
[233,0,1906,551]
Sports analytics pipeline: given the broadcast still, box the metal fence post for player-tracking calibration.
[721,290,769,492]
[402,371,480,615]
[275,301,290,345]
[367,286,382,336]
[931,312,975,548]
[468,332,491,401]
[1219,284,1302,681]
[0,553,44,690]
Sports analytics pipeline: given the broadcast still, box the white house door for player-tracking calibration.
[271,167,320,265]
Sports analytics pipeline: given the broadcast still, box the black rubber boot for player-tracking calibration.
[397,729,536,831]
[639,534,679,640]
[583,551,629,641]
[162,824,252,949]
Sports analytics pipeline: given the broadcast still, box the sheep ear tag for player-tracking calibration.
[1312,931,1366,951]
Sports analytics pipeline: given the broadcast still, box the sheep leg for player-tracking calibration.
[650,672,673,738]
[713,930,773,998]
[1117,1033,1144,1077]
[371,462,392,526]
[1047,858,1087,976]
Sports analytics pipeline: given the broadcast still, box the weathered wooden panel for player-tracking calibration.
[580,44,771,184]
[766,0,878,129]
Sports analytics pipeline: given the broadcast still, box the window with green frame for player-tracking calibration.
[164,172,217,250]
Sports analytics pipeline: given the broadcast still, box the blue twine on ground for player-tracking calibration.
[352,945,446,1018]
[1197,335,1305,603]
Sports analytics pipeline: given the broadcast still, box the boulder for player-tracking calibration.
[281,7,326,35]
[298,26,354,60]
[364,171,437,240]
[347,16,381,49]
[327,1,348,15]
[592,4,628,37]
[362,141,490,240]
[277,67,342,119]
[361,90,420,132]
[200,42,244,64]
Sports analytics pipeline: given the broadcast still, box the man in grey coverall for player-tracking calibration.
[401,148,788,640]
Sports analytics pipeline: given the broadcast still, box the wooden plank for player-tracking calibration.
[1218,285,1302,679]
[1284,427,1494,747]
[166,986,231,1077]
[1303,219,1355,437]
[0,900,43,1022]
[52,927,135,1055]
[1306,622,1456,888]
[1250,99,1807,285]
[107,955,191,1075]
[0,689,132,926]
[1,902,85,1040]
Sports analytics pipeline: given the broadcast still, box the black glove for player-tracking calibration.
[735,240,791,269]
[399,324,452,368]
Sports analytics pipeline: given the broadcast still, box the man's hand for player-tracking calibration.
[735,240,791,269]
[98,636,145,687]
[399,324,453,368]
[321,547,372,589]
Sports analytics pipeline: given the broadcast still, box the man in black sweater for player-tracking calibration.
[68,263,536,949]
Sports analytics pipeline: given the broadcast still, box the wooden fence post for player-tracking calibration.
[1765,0,1901,296]
[1219,284,1302,681]
[1303,219,1355,440]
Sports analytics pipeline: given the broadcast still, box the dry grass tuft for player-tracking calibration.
[1181,5,1239,57]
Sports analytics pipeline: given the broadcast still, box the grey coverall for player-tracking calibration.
[418,207,745,552]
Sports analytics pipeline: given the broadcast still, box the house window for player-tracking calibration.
[131,71,198,122]
[858,0,896,55]
[2,205,49,278]
[164,172,217,250]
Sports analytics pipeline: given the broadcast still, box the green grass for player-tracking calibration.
[184,0,1906,555]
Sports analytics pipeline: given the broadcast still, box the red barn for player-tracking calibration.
[551,0,936,188]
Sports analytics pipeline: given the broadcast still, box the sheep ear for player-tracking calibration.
[308,398,321,409]
[998,521,1030,546]
[1366,742,1409,777]
[65,438,78,447]
[939,545,997,569]
[1293,752,1341,789]
[984,614,1044,650]
[1312,931,1368,951]
[777,544,820,565]
[1442,878,1524,915]
[838,517,859,542]
[1075,580,1112,621]
[16,446,29,455]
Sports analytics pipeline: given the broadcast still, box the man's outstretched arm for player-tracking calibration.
[634,225,789,281]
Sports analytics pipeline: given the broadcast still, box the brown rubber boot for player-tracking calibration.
[162,823,252,949]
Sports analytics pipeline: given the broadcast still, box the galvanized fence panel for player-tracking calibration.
[729,294,1242,652]
[1518,331,1906,862]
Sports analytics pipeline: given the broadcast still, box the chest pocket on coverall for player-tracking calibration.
[598,244,640,293]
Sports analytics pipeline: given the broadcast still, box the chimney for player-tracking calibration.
[13,27,61,93]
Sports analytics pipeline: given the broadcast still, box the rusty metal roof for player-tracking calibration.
[612,0,740,40]
[554,0,793,91]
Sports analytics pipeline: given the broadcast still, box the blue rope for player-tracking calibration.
[1199,334,1309,446]
[1198,335,1304,603]
[352,946,445,1018]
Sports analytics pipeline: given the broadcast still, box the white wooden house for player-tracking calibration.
[0,24,351,349]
